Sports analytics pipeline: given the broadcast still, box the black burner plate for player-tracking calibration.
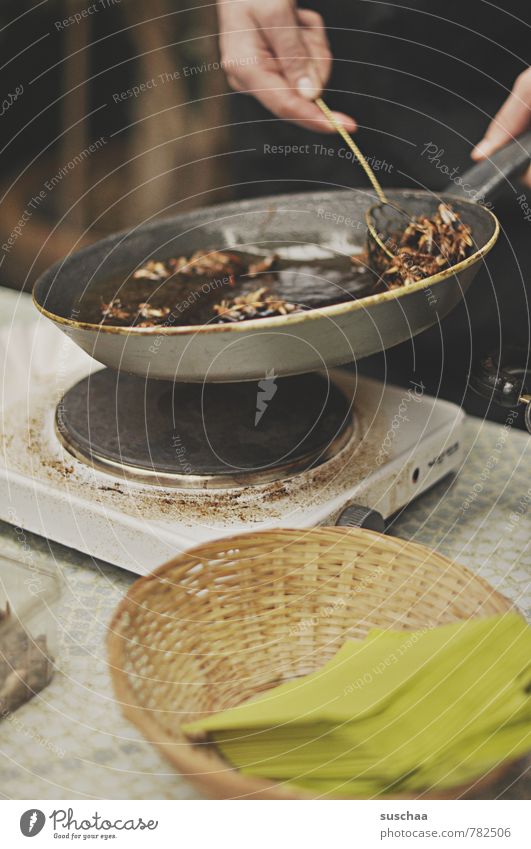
[56,370,353,487]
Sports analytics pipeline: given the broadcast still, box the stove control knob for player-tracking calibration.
[335,503,385,533]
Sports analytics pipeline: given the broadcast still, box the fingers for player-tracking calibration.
[471,68,531,160]
[235,66,356,132]
[217,1,356,132]
[251,2,323,99]
[297,9,332,91]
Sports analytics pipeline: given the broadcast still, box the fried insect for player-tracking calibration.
[100,251,279,327]
[132,260,170,282]
[132,251,246,282]
[100,298,131,322]
[375,203,474,288]
[212,286,300,323]
[99,298,171,326]
[246,254,278,277]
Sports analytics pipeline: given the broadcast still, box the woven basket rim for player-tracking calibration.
[107,527,518,800]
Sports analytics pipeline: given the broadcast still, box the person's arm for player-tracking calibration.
[216,0,356,132]
[471,67,531,186]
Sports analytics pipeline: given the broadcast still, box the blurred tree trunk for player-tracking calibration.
[0,0,231,290]
[122,0,230,223]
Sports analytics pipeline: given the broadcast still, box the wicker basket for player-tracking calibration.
[108,527,516,799]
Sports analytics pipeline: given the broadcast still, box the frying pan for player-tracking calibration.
[33,132,531,383]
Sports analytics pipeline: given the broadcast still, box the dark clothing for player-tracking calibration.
[229,1,531,427]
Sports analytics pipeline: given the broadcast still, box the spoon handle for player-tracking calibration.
[315,97,388,204]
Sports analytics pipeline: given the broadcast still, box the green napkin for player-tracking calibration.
[183,613,531,794]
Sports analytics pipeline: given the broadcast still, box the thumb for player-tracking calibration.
[256,4,322,99]
[472,70,531,159]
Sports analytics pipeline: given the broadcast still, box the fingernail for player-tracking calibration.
[334,112,356,131]
[471,139,493,159]
[297,76,319,100]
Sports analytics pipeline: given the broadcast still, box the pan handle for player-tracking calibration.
[444,130,531,202]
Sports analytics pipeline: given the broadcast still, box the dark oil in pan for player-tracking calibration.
[77,252,381,328]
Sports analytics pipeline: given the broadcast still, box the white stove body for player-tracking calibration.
[0,321,465,575]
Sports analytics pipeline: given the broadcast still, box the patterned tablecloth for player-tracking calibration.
[0,289,529,800]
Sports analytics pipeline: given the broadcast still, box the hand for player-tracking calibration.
[471,67,531,187]
[216,0,356,133]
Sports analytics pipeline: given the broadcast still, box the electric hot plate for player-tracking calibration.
[0,323,466,574]
[55,370,353,488]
